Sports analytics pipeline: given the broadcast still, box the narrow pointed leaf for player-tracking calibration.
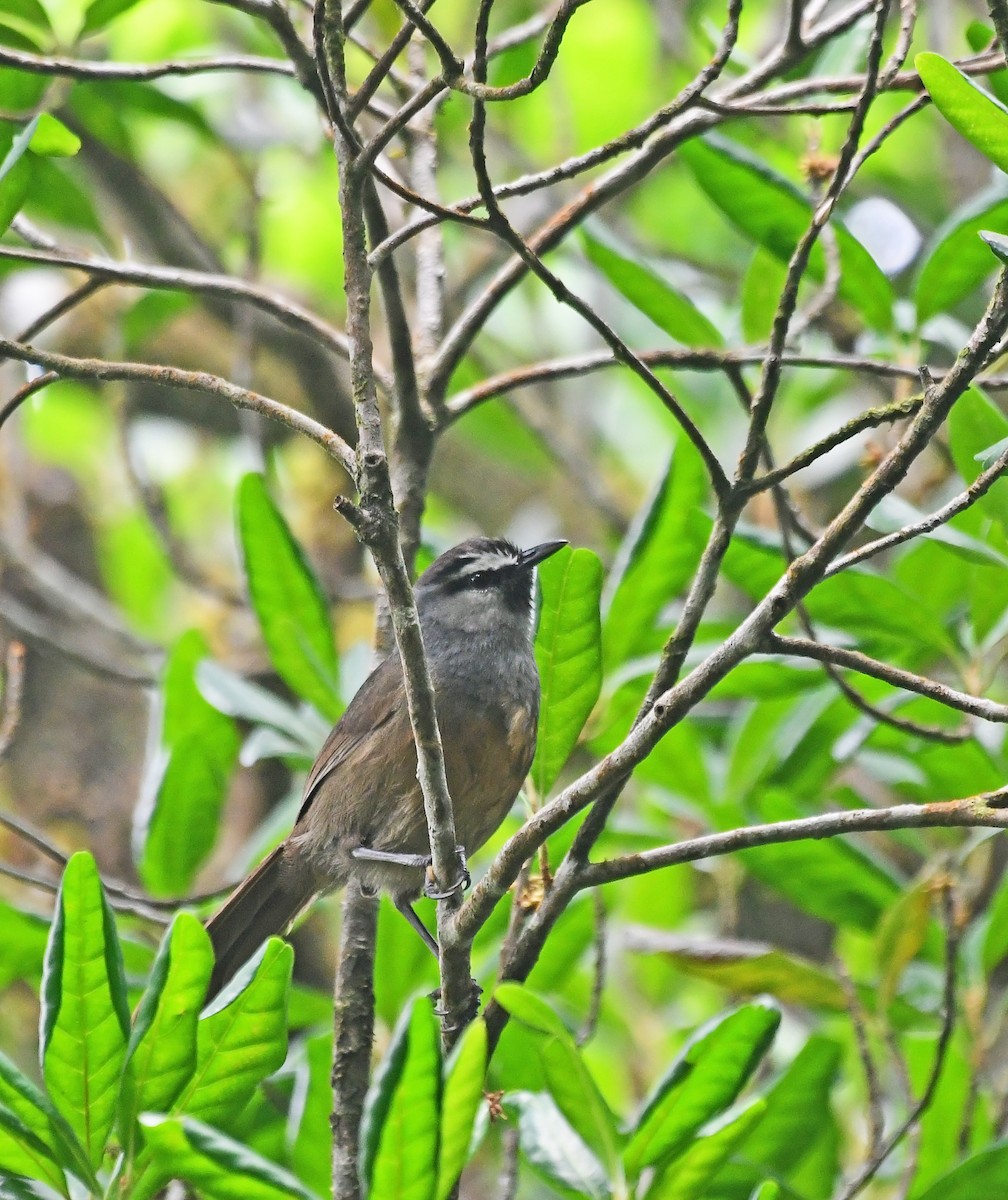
[366,998,441,1200]
[138,631,240,896]
[916,190,1008,320]
[289,1033,334,1196]
[602,441,710,669]
[505,1090,608,1200]
[139,1115,319,1200]
[582,225,723,347]
[0,1107,67,1195]
[624,1002,780,1179]
[41,852,130,1168]
[646,1101,767,1199]
[915,1143,1008,1200]
[237,473,341,719]
[495,984,621,1179]
[677,134,893,330]
[435,1019,487,1200]
[917,53,1008,174]
[0,1053,95,1187]
[173,938,292,1127]
[532,546,603,796]
[119,913,212,1139]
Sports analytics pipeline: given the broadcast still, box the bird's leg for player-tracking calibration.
[351,847,430,869]
[351,844,471,899]
[393,896,440,957]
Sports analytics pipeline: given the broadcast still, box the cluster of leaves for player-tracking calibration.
[0,852,306,1199]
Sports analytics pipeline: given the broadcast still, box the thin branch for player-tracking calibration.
[465,2,730,502]
[834,880,960,1200]
[0,44,297,81]
[0,641,25,761]
[765,634,1008,723]
[578,797,1008,889]
[0,371,59,434]
[0,336,357,477]
[15,279,108,345]
[330,889,379,1200]
[576,890,607,1047]
[734,0,892,486]
[0,245,363,383]
[836,954,886,1162]
[825,437,1008,575]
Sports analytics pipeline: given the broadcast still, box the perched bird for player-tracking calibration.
[206,535,566,996]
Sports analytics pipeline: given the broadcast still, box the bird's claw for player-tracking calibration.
[423,845,470,900]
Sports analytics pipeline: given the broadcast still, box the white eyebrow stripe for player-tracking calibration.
[459,550,517,574]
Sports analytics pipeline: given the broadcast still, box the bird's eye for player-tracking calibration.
[468,570,489,587]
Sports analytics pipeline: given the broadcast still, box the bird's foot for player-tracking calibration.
[423,845,470,900]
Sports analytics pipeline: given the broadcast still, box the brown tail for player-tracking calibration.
[205,845,317,999]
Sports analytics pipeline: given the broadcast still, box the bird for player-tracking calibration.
[205,535,567,997]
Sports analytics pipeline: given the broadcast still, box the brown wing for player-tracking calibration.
[295,652,404,825]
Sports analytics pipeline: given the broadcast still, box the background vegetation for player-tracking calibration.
[4,0,1008,1196]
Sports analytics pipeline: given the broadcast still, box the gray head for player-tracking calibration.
[416,536,567,635]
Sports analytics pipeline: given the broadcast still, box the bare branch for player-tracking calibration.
[579,797,1008,889]
[0,336,357,477]
[0,641,25,762]
[765,634,1008,724]
[0,43,296,81]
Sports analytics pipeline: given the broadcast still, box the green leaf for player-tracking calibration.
[237,473,341,719]
[119,913,212,1142]
[0,1106,67,1195]
[495,984,622,1180]
[140,1115,319,1200]
[0,0,51,42]
[948,388,1008,533]
[916,190,1008,321]
[875,881,936,1008]
[739,793,901,931]
[196,659,321,745]
[41,852,130,1168]
[582,224,724,346]
[173,939,292,1127]
[967,21,1008,104]
[436,1020,487,1200]
[0,901,49,990]
[138,631,240,896]
[677,134,893,330]
[532,546,603,796]
[623,1001,780,1179]
[289,1034,334,1196]
[80,0,148,37]
[0,1052,95,1188]
[603,441,711,669]
[646,1100,767,1200]
[648,941,848,1010]
[26,114,79,157]
[0,145,32,232]
[362,997,441,1200]
[505,1090,609,1200]
[917,53,1008,174]
[707,1036,842,1196]
[741,247,788,343]
[915,1143,1008,1200]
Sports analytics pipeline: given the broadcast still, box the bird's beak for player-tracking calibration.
[519,539,568,568]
